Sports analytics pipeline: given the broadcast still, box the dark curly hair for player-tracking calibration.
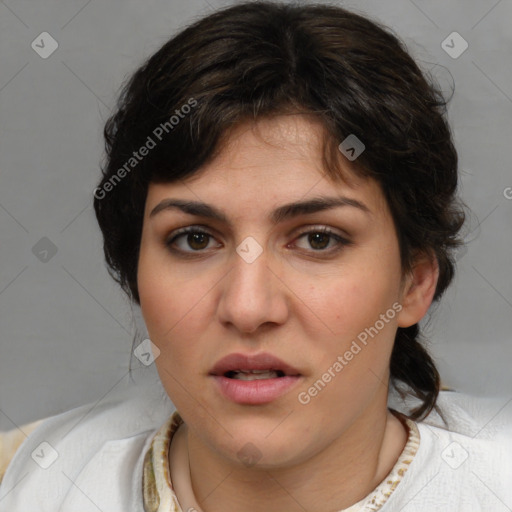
[93,1,465,420]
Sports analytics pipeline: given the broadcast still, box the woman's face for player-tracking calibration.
[138,115,420,469]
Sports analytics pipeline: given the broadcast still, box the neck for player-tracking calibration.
[182,401,408,512]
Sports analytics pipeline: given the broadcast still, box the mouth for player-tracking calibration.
[209,352,302,404]
[223,369,288,380]
[209,352,302,379]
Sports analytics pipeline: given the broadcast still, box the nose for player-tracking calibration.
[217,246,289,334]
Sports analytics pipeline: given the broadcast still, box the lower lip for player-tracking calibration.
[211,375,301,404]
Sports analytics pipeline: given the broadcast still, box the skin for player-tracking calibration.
[137,114,439,512]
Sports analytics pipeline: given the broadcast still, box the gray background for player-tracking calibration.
[0,0,511,431]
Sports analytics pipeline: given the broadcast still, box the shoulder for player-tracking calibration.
[386,391,512,510]
[0,419,45,484]
[0,379,175,511]
[423,390,512,446]
[391,389,512,440]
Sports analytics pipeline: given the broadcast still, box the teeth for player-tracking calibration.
[231,370,280,380]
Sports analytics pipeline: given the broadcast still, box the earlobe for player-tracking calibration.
[397,253,439,328]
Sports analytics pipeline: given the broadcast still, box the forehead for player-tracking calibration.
[145,115,387,217]
[189,114,354,184]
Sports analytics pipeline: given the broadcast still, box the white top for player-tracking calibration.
[1,379,511,511]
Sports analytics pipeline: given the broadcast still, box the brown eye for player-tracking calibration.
[307,232,331,250]
[166,228,218,254]
[293,227,351,253]
[186,232,210,250]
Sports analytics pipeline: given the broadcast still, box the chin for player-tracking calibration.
[213,423,311,470]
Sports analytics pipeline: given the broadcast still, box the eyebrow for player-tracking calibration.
[149,195,371,225]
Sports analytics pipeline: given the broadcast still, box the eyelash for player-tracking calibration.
[165,225,352,257]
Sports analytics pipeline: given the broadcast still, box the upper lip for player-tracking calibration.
[209,352,301,377]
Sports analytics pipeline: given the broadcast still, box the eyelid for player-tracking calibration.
[165,224,353,256]
[293,224,351,240]
[165,225,219,247]
[291,225,352,252]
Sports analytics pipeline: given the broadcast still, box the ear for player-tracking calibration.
[397,252,439,328]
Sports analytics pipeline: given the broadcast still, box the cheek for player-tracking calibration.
[297,277,399,422]
[299,263,401,339]
[138,247,185,362]
[293,254,402,396]
[137,262,198,404]
[138,243,198,337]
[137,262,170,339]
[137,250,218,379]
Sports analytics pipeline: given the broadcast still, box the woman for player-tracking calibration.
[1,2,511,510]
